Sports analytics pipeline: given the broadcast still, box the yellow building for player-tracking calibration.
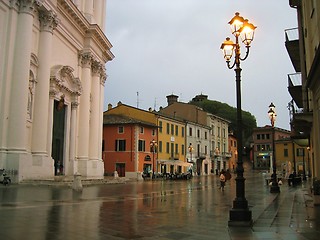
[106,102,157,125]
[156,113,190,174]
[276,138,310,178]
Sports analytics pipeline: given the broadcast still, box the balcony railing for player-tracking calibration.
[288,100,312,137]
[288,73,303,108]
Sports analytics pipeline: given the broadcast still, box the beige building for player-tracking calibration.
[0,0,113,182]
[287,1,320,182]
[160,94,230,175]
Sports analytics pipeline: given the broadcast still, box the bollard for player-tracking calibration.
[72,172,83,191]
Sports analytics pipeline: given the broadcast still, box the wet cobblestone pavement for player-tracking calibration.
[0,170,319,239]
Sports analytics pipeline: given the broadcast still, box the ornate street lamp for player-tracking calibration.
[268,102,280,193]
[150,139,157,178]
[220,12,256,227]
[188,143,193,163]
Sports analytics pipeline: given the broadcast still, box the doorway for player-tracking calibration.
[116,163,125,177]
[51,99,66,176]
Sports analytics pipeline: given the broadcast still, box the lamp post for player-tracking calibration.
[188,143,193,163]
[150,139,157,179]
[220,12,256,226]
[268,102,280,193]
[302,148,306,180]
[307,146,311,177]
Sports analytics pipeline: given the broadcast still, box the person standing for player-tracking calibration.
[220,170,226,191]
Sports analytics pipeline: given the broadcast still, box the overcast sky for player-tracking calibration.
[104,0,297,130]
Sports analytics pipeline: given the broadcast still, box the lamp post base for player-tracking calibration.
[228,208,252,227]
[270,185,280,193]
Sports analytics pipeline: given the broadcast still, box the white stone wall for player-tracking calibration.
[0,0,113,182]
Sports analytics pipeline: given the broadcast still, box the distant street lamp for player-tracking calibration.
[150,139,157,178]
[188,143,193,163]
[268,102,280,193]
[220,12,256,226]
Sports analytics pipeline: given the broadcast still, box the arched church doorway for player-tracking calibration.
[52,97,66,176]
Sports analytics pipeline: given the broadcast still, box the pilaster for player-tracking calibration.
[7,0,42,151]
[77,51,93,165]
[31,8,58,155]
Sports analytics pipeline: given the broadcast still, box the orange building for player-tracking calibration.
[102,103,158,178]
[228,132,237,172]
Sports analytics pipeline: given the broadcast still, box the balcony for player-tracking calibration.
[288,73,303,108]
[288,100,312,139]
[285,28,300,72]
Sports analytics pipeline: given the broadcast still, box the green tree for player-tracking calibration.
[190,99,257,145]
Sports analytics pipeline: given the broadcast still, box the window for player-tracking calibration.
[181,144,185,155]
[217,127,220,137]
[189,127,192,136]
[266,134,270,139]
[138,140,145,152]
[140,127,144,134]
[181,127,185,137]
[261,134,265,140]
[118,126,124,133]
[257,145,261,151]
[166,142,169,153]
[205,131,207,140]
[175,125,178,136]
[296,148,305,157]
[257,134,260,140]
[197,129,200,138]
[115,140,126,151]
[211,125,215,135]
[205,145,207,155]
[159,121,163,133]
[171,124,174,135]
[223,128,226,138]
[152,129,156,136]
[166,123,170,134]
[284,149,288,157]
[159,141,162,153]
[175,143,178,154]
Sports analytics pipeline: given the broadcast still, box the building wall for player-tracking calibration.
[102,123,157,178]
[275,140,310,177]
[299,0,320,179]
[0,0,113,182]
[228,134,237,172]
[157,115,187,173]
[252,126,291,170]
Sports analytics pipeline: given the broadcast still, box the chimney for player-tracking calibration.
[108,103,112,110]
[166,94,179,106]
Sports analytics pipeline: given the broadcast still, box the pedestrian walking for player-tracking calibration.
[219,170,226,191]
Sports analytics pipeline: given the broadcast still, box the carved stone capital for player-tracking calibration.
[91,60,102,76]
[71,101,79,109]
[39,9,59,33]
[100,65,107,85]
[14,0,43,15]
[79,51,93,68]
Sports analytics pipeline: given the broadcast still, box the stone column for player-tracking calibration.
[69,99,79,175]
[89,61,101,161]
[98,67,107,159]
[77,52,92,164]
[47,90,57,157]
[31,8,58,155]
[8,0,42,151]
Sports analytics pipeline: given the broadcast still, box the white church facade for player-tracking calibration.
[0,0,114,182]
